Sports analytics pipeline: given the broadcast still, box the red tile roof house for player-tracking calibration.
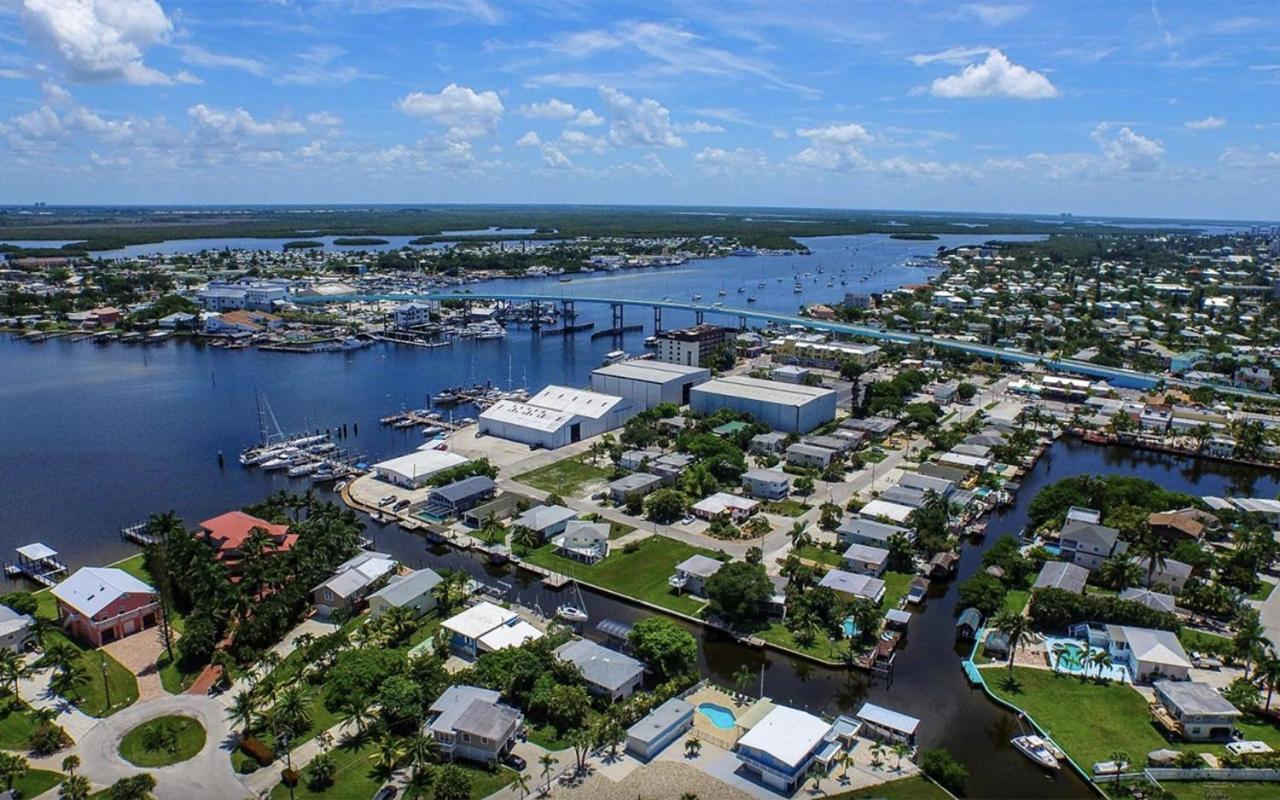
[50,567,161,647]
[197,511,297,579]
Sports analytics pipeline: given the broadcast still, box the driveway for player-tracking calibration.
[74,693,246,800]
[102,627,173,701]
[17,656,99,741]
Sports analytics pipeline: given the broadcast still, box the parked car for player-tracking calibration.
[372,786,398,800]
[503,753,527,771]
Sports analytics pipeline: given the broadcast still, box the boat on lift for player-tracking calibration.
[556,604,589,624]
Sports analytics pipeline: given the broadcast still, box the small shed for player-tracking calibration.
[956,608,982,642]
[906,576,930,604]
[984,630,1011,658]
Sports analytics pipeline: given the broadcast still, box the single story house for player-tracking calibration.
[510,504,577,540]
[1033,561,1089,594]
[312,551,398,617]
[442,601,543,660]
[421,476,497,519]
[51,567,161,647]
[1106,625,1192,683]
[842,543,889,577]
[626,698,693,759]
[691,492,759,522]
[426,685,523,764]
[857,499,915,526]
[669,554,723,597]
[367,568,443,619]
[554,639,644,701]
[838,517,913,548]
[1153,681,1241,742]
[0,605,36,652]
[818,569,886,604]
[1119,587,1177,614]
[608,473,663,504]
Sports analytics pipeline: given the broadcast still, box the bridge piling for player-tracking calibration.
[611,303,623,331]
[653,306,662,333]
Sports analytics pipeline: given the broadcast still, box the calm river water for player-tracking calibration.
[7,232,1273,797]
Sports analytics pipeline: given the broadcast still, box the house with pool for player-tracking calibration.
[733,705,844,793]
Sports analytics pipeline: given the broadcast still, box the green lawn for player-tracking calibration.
[522,535,716,616]
[880,571,915,612]
[794,544,844,567]
[1002,589,1031,615]
[830,775,951,799]
[12,769,63,799]
[272,741,514,800]
[514,456,611,496]
[157,652,205,695]
[118,715,206,767]
[757,621,851,662]
[1164,782,1280,800]
[1250,581,1277,602]
[40,630,139,717]
[762,499,810,517]
[0,695,41,750]
[1178,628,1233,658]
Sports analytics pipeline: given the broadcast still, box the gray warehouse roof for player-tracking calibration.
[692,375,836,406]
[592,361,710,383]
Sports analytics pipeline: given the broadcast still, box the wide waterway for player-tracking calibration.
[8,232,1276,797]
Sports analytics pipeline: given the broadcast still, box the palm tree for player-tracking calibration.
[1097,555,1143,591]
[892,743,910,771]
[1088,649,1114,681]
[539,754,558,794]
[512,773,532,800]
[1108,750,1129,779]
[0,649,30,698]
[0,752,27,792]
[49,667,89,701]
[990,610,1034,678]
[59,774,91,800]
[870,742,885,769]
[404,732,440,785]
[1234,608,1267,679]
[1130,526,1168,588]
[569,727,594,774]
[226,689,258,739]
[732,664,753,702]
[1257,652,1280,710]
[1050,642,1069,672]
[41,641,79,675]
[788,521,812,552]
[274,684,312,733]
[61,754,80,777]
[684,734,702,759]
[837,750,853,782]
[369,731,404,781]
[340,694,375,739]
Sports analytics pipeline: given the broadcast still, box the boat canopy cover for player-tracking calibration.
[16,543,58,561]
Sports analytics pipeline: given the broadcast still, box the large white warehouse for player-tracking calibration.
[590,360,710,410]
[479,385,633,449]
[689,375,837,433]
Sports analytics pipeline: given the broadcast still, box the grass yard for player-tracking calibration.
[522,535,717,616]
[11,769,63,799]
[118,715,206,767]
[1178,627,1233,658]
[880,571,915,612]
[762,499,810,517]
[830,775,951,799]
[985,666,1170,769]
[794,544,844,567]
[1250,581,1277,602]
[0,695,40,749]
[1164,782,1280,800]
[1002,589,1031,615]
[757,621,851,662]
[273,741,514,800]
[514,456,611,496]
[157,652,205,695]
[40,629,139,717]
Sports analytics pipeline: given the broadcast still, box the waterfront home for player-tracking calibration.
[626,698,693,759]
[956,608,982,642]
[1131,556,1192,594]
[1148,511,1206,543]
[785,442,837,470]
[855,702,920,746]
[734,705,842,792]
[741,468,790,501]
[818,569,886,604]
[51,567,161,647]
[837,517,914,548]
[373,450,471,489]
[691,492,759,523]
[203,309,282,335]
[367,568,443,619]
[607,472,663,504]
[197,511,296,578]
[668,554,724,597]
[0,605,36,652]
[879,485,928,509]
[842,543,889,577]
[1119,587,1177,614]
[442,601,542,660]
[1152,681,1241,742]
[1098,624,1192,682]
[749,432,788,456]
[478,385,633,450]
[554,639,644,701]
[426,685,523,764]
[897,471,955,497]
[510,504,577,541]
[551,521,610,563]
[857,499,915,526]
[1033,561,1089,594]
[312,551,397,617]
[421,476,497,520]
[1059,519,1122,571]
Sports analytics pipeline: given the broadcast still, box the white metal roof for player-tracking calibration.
[51,567,154,617]
[692,492,759,515]
[856,702,920,735]
[443,601,518,639]
[478,619,543,651]
[736,706,832,769]
[16,543,58,561]
[480,399,574,432]
[859,499,915,524]
[592,361,708,384]
[374,450,469,481]
[526,385,626,419]
[692,375,835,407]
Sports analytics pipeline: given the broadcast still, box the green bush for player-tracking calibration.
[1028,588,1179,631]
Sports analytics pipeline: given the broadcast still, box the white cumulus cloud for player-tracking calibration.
[1091,123,1164,171]
[516,131,541,147]
[926,49,1058,100]
[1185,116,1226,130]
[795,123,872,144]
[599,87,684,148]
[396,83,504,140]
[694,146,767,175]
[187,104,306,137]
[958,4,1029,26]
[20,0,188,85]
[675,120,726,134]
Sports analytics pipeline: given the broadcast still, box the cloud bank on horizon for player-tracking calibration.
[0,0,1276,219]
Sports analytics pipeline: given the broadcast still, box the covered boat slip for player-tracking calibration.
[855,702,920,746]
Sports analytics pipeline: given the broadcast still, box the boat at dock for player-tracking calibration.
[1011,735,1061,770]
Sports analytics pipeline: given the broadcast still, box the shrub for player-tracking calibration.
[240,737,275,766]
[919,748,968,794]
[28,722,68,756]
[1028,588,1179,631]
[307,752,336,789]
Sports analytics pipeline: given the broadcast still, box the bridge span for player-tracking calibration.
[295,291,1278,402]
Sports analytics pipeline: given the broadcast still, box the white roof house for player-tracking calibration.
[858,499,915,525]
[52,567,155,617]
[691,492,759,518]
[479,620,543,652]
[443,601,543,657]
[818,569,886,603]
[736,706,833,771]
[313,552,398,607]
[373,450,470,488]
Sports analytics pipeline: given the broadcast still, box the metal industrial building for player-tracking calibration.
[478,385,633,449]
[689,375,837,433]
[590,360,710,410]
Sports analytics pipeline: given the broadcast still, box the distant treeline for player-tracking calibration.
[0,205,1194,252]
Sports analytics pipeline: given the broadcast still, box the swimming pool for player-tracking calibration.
[842,617,859,639]
[1044,636,1129,682]
[697,702,737,730]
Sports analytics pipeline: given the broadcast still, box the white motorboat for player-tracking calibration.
[288,461,321,477]
[260,457,292,470]
[1011,736,1060,770]
[556,605,589,624]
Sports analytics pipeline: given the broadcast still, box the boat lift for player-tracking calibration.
[3,543,68,588]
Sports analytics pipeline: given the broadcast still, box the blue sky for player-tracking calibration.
[0,0,1277,219]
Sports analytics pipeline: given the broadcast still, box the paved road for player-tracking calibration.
[16,657,99,741]
[75,693,245,800]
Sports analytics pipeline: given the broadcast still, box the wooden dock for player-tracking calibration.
[4,543,68,588]
[513,559,570,588]
[121,522,163,546]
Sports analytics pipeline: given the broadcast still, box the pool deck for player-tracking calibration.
[686,686,754,749]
